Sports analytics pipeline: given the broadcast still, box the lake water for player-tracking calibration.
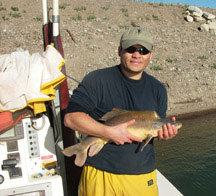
[154,113,216,196]
[136,0,216,9]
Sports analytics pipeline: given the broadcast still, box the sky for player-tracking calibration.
[137,0,216,9]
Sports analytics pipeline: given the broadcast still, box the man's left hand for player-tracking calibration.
[158,117,178,140]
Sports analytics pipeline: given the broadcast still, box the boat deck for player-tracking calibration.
[157,170,183,196]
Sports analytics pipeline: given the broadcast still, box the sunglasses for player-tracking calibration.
[125,46,150,55]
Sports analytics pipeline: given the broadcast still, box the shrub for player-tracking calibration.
[59,3,70,9]
[87,15,96,21]
[11,7,19,11]
[152,14,158,20]
[197,56,208,60]
[152,66,163,71]
[74,6,86,11]
[166,58,174,63]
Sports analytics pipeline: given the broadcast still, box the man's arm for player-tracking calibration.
[64,112,142,145]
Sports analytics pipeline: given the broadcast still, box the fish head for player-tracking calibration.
[152,119,182,133]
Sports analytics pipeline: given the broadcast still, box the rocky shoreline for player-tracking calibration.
[185,5,216,36]
[1,0,216,118]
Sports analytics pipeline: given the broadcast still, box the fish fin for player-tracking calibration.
[62,143,82,157]
[75,152,87,167]
[112,107,127,112]
[62,137,99,167]
[152,111,160,120]
[141,134,153,151]
[88,143,105,157]
[100,108,128,121]
[75,130,88,142]
[62,143,87,167]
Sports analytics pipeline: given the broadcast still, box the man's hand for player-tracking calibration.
[158,117,178,140]
[106,119,142,145]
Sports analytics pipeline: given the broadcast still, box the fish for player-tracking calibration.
[62,108,182,167]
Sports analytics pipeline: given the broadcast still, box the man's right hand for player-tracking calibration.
[105,119,142,145]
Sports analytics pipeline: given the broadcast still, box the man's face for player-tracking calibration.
[119,44,153,80]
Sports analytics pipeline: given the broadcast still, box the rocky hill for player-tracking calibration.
[0,0,216,117]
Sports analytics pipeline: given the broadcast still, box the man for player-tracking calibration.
[64,27,178,196]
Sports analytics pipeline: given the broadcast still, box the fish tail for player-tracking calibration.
[88,143,105,157]
[62,137,105,167]
[62,143,88,167]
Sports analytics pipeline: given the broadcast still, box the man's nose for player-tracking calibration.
[132,51,141,57]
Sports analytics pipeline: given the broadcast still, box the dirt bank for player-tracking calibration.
[1,0,216,117]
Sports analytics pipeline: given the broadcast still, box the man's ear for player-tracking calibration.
[118,46,122,57]
[149,50,153,61]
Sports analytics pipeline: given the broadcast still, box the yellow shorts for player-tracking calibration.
[78,165,158,196]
